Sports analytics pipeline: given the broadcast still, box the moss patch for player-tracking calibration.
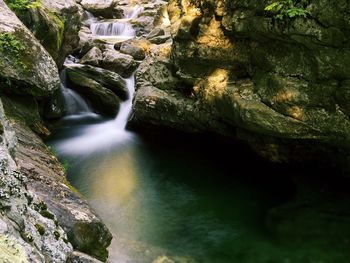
[4,0,41,13]
[33,201,55,220]
[33,9,65,60]
[35,224,45,236]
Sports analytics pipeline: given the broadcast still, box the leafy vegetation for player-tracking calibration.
[0,32,27,69]
[4,0,40,12]
[62,159,70,173]
[0,32,25,57]
[265,0,310,20]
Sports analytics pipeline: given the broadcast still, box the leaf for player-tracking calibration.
[265,2,280,11]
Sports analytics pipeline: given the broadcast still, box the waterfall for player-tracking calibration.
[60,70,91,115]
[83,11,97,26]
[91,22,135,36]
[53,2,141,154]
[114,74,135,129]
[90,5,143,37]
[126,5,144,19]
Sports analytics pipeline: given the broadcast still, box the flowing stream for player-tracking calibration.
[48,3,349,263]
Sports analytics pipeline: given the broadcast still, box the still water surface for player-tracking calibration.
[48,115,349,263]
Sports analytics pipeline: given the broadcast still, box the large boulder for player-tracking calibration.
[100,49,138,77]
[7,0,83,67]
[65,65,121,117]
[131,0,350,166]
[120,40,146,60]
[0,0,59,97]
[65,63,128,100]
[11,113,113,261]
[80,46,103,67]
[80,0,118,19]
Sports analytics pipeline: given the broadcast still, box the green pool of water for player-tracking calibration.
[49,117,350,263]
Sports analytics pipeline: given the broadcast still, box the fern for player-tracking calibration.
[265,0,310,20]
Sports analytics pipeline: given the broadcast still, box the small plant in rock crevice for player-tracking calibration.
[4,0,41,12]
[265,0,310,20]
[0,32,27,69]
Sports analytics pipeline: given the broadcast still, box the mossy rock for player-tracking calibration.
[69,221,112,262]
[0,1,59,97]
[10,0,82,67]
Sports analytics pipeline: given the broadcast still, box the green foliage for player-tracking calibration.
[0,32,27,69]
[4,0,40,12]
[265,0,310,20]
[0,32,25,57]
[62,159,70,173]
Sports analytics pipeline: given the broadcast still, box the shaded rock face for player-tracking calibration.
[11,0,83,67]
[131,0,350,165]
[3,101,113,261]
[0,100,73,262]
[0,1,113,261]
[0,0,59,98]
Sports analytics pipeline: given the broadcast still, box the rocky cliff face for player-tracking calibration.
[0,0,112,261]
[131,0,350,165]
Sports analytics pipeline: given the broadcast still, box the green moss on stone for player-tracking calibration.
[40,210,55,220]
[53,231,60,240]
[35,224,45,236]
[33,10,65,60]
[33,201,56,220]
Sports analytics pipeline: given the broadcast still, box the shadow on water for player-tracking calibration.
[49,119,350,263]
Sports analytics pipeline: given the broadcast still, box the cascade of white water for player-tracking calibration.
[126,5,144,19]
[91,21,135,36]
[83,11,97,25]
[114,74,135,129]
[54,2,142,155]
[90,5,143,37]
[60,70,91,115]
